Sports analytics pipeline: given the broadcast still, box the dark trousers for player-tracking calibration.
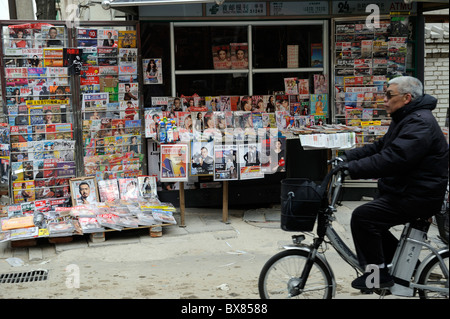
[350,196,413,268]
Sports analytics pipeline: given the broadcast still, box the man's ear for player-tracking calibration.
[404,93,413,104]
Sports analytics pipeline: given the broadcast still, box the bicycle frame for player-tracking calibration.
[324,168,364,272]
[390,229,449,296]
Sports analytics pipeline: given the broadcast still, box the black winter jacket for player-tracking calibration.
[344,94,448,216]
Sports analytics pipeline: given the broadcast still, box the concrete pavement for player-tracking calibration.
[0,201,446,299]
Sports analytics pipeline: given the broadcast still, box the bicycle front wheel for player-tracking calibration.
[258,249,333,299]
[417,251,449,299]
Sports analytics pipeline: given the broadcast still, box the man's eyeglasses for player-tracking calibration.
[385,91,404,100]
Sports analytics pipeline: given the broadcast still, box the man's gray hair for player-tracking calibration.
[388,76,423,101]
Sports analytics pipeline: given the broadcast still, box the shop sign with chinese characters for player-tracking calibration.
[206,2,266,16]
[270,1,329,16]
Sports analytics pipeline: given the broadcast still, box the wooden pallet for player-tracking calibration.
[89,223,170,243]
[9,223,173,247]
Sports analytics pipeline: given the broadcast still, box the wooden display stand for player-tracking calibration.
[177,181,229,225]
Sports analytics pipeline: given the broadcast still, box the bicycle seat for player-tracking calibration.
[408,218,431,233]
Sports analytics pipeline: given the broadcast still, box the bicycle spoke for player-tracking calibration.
[259,250,333,299]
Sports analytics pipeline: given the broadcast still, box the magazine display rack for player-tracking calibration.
[76,25,145,180]
[332,15,413,135]
[1,22,76,214]
[0,21,164,245]
[0,123,10,202]
[0,15,416,244]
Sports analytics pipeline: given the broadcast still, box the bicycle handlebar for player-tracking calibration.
[327,157,346,167]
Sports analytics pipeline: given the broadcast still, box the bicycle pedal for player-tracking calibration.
[374,288,391,296]
[360,288,374,294]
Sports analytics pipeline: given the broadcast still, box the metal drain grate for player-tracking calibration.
[0,270,48,284]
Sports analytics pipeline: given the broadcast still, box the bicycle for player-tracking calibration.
[258,158,449,299]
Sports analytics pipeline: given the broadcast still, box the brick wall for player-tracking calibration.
[424,23,449,128]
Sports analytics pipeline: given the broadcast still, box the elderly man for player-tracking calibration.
[340,76,448,290]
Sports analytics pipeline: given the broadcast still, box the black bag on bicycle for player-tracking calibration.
[280,178,326,232]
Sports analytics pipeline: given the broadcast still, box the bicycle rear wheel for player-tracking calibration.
[259,249,333,299]
[417,251,449,299]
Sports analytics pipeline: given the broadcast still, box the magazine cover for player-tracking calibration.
[97,179,120,203]
[77,28,97,47]
[284,77,298,95]
[346,108,363,126]
[120,100,138,121]
[118,30,137,48]
[310,94,328,116]
[81,46,98,66]
[69,177,99,205]
[118,83,138,101]
[96,214,122,231]
[138,175,157,198]
[143,58,162,84]
[82,93,109,109]
[270,137,286,173]
[191,111,205,134]
[238,143,264,180]
[202,111,215,130]
[373,40,388,58]
[275,94,289,112]
[190,140,214,176]
[233,111,253,129]
[313,74,328,94]
[251,112,263,129]
[213,143,238,181]
[8,204,23,218]
[144,108,162,139]
[63,48,83,75]
[287,44,299,68]
[118,62,137,75]
[43,48,63,67]
[214,111,227,130]
[250,96,264,112]
[152,210,177,225]
[212,45,231,70]
[160,144,188,182]
[8,28,33,49]
[151,96,169,110]
[48,219,75,236]
[311,43,323,67]
[39,25,65,48]
[205,96,221,111]
[220,96,231,111]
[118,178,139,201]
[29,106,44,125]
[78,217,105,233]
[354,58,372,76]
[11,161,26,181]
[97,29,119,47]
[13,180,35,203]
[230,43,248,69]
[43,105,62,124]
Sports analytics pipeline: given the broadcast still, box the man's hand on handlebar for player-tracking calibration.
[328,156,350,177]
[336,161,350,177]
